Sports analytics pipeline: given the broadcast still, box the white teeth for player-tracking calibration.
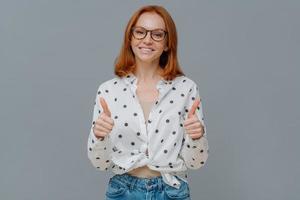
[139,47,153,53]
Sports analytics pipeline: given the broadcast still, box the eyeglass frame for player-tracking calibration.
[130,26,168,42]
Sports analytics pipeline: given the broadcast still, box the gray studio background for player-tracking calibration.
[1,0,299,199]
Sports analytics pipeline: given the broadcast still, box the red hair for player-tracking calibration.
[114,5,185,81]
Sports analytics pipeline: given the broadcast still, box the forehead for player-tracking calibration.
[135,12,166,30]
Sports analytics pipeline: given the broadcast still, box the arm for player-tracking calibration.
[87,83,112,171]
[180,82,209,169]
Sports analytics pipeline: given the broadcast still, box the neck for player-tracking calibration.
[133,59,163,82]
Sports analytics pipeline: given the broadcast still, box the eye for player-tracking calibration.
[135,30,145,35]
[152,31,165,39]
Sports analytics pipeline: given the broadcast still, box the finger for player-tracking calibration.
[187,98,200,119]
[96,117,113,130]
[94,124,112,134]
[99,97,111,117]
[189,133,203,139]
[186,127,203,134]
[183,116,198,126]
[184,121,202,131]
[99,113,114,125]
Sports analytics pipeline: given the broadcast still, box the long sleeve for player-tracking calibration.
[87,83,112,171]
[179,83,209,169]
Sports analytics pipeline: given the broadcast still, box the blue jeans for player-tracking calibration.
[105,173,191,200]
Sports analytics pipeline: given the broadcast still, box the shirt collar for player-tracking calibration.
[122,72,172,88]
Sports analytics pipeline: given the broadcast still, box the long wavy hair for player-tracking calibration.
[114,5,185,81]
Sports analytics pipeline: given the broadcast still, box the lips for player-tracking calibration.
[138,46,154,51]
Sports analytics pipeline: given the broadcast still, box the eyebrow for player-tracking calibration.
[134,26,166,30]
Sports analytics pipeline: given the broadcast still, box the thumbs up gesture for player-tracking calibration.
[183,98,205,140]
[93,97,115,139]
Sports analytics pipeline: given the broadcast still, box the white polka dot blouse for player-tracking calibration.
[87,72,209,189]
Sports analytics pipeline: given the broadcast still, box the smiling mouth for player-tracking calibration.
[138,47,155,52]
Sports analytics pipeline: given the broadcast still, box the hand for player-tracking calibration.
[93,97,114,139]
[183,98,205,140]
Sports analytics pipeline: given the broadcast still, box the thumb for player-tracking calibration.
[187,98,200,119]
[99,97,111,117]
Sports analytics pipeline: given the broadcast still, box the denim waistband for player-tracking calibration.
[111,173,164,192]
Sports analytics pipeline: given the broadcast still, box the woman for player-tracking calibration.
[87,5,209,200]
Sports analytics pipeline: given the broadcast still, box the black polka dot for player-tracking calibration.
[114,116,118,119]
[170,100,173,103]
[155,129,159,133]
[172,131,176,135]
[159,110,162,113]
[105,90,109,93]
[166,119,170,123]
[96,157,100,159]
[164,149,168,153]
[114,98,117,101]
[181,93,184,97]
[118,134,122,138]
[200,149,204,153]
[201,161,204,164]
[161,139,164,143]
[174,143,176,146]
[124,122,128,126]
[187,144,190,148]
[137,132,140,136]
[123,104,127,108]
[133,113,137,116]
[89,147,92,151]
[131,142,135,146]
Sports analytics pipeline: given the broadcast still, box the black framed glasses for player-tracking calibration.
[131,26,168,42]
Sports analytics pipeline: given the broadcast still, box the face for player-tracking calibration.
[130,12,168,64]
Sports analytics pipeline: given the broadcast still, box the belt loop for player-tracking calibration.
[158,177,162,192]
[130,176,137,190]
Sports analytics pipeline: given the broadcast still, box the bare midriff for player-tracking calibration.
[127,75,162,178]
